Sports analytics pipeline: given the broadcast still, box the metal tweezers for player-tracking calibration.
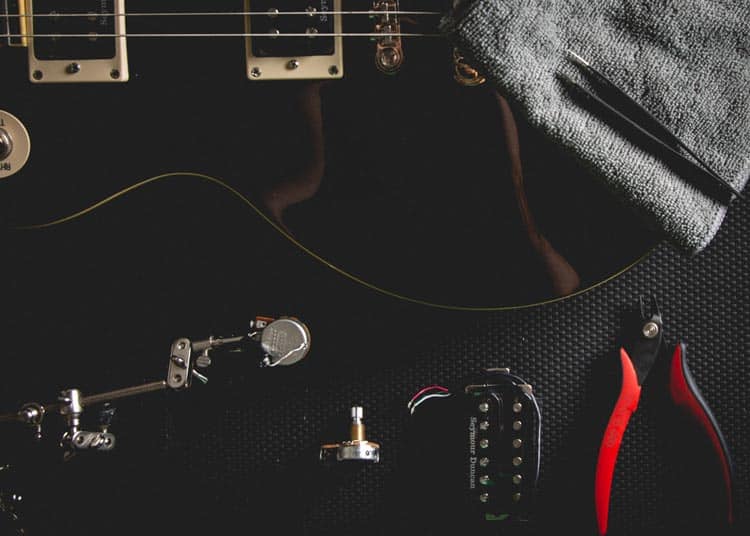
[561,51,744,202]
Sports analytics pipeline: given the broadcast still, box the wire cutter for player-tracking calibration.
[594,296,735,534]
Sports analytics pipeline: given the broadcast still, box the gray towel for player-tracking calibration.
[444,0,750,253]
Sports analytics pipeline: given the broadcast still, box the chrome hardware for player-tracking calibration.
[372,0,404,74]
[320,406,381,463]
[1,315,310,456]
[0,110,31,179]
[27,0,129,83]
[0,129,13,161]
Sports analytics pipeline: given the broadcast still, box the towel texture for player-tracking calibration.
[445,0,750,253]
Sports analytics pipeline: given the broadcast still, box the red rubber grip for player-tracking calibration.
[669,343,734,525]
[595,349,642,535]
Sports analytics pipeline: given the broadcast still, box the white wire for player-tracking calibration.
[409,393,451,414]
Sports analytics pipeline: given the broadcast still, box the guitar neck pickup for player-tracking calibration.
[26,0,129,83]
[245,0,343,80]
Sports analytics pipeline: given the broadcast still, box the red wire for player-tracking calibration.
[408,385,449,407]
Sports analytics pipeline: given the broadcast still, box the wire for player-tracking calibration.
[407,385,449,409]
[409,392,451,414]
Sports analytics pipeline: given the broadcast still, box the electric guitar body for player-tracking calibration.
[0,0,654,309]
[0,3,659,534]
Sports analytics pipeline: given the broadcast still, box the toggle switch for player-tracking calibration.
[0,129,12,161]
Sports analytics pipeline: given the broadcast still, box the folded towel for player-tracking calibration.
[444,0,750,253]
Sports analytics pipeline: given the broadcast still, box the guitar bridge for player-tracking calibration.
[373,0,404,74]
[26,0,129,83]
[245,0,344,81]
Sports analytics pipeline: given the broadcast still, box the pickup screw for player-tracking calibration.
[250,67,262,78]
[479,439,489,449]
[512,474,523,485]
[329,65,339,76]
[479,475,490,486]
[479,493,489,503]
[479,420,490,430]
[33,70,43,80]
[478,402,489,413]
[66,62,81,75]
[642,322,660,339]
[110,69,120,79]
[479,457,490,467]
[287,59,300,70]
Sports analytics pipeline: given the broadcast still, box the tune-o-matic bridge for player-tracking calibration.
[372,0,404,74]
[25,0,129,83]
[245,0,344,80]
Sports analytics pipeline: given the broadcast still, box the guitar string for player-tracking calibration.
[4,10,444,38]
[4,11,443,17]
[5,32,440,38]
[10,172,645,312]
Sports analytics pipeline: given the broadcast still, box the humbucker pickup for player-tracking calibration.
[244,0,344,81]
[408,369,542,529]
[26,0,129,83]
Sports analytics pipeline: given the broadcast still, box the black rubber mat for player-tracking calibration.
[2,178,747,536]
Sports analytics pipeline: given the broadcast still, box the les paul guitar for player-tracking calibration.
[0,0,655,309]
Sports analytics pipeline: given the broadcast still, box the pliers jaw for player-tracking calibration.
[623,295,664,386]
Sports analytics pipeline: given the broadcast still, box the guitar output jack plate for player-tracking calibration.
[0,110,31,180]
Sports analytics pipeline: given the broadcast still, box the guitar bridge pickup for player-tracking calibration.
[245,0,344,81]
[26,0,129,83]
[372,0,404,74]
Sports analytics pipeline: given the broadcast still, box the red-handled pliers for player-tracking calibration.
[594,296,735,535]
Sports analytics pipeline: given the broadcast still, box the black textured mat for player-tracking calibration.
[2,182,748,536]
